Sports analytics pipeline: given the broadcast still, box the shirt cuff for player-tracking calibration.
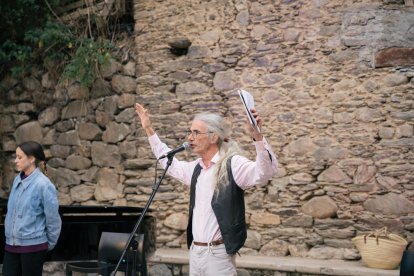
[148,133,161,146]
[254,137,268,152]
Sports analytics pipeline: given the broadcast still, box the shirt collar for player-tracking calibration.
[18,168,40,190]
[199,152,221,169]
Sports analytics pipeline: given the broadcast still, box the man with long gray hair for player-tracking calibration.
[135,102,277,275]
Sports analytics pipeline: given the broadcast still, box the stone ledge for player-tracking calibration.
[148,249,399,276]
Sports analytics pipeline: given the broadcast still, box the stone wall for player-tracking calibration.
[0,0,414,263]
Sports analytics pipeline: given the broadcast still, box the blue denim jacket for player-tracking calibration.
[5,168,61,250]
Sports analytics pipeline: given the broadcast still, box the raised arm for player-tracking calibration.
[135,103,155,137]
[233,108,278,188]
[135,102,195,186]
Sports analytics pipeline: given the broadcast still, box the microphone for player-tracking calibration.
[158,142,190,159]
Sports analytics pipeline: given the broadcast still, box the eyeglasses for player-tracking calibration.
[186,129,212,138]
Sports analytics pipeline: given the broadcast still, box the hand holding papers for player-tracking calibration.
[238,89,261,133]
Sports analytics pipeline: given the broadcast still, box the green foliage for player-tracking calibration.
[0,0,117,87]
[0,0,61,74]
[0,41,32,75]
[1,21,75,78]
[62,38,114,87]
[0,0,60,44]
[25,22,74,63]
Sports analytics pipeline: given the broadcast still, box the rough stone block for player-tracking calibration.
[236,11,249,26]
[50,145,71,159]
[94,167,120,202]
[364,193,414,215]
[70,184,95,202]
[79,123,101,140]
[103,96,118,115]
[187,45,211,59]
[22,76,41,91]
[115,108,135,123]
[112,75,137,94]
[62,100,88,119]
[315,227,355,239]
[213,70,238,91]
[286,137,316,156]
[0,115,15,133]
[48,157,65,168]
[378,127,395,139]
[250,212,281,225]
[55,168,81,187]
[318,165,352,184]
[91,142,121,168]
[354,165,376,185]
[90,79,112,99]
[17,103,35,113]
[57,130,81,146]
[260,239,289,257]
[101,59,121,79]
[15,121,43,145]
[283,215,314,228]
[375,47,414,68]
[245,230,261,250]
[102,122,130,143]
[38,107,60,126]
[65,155,92,170]
[164,213,188,231]
[122,61,136,77]
[95,111,113,127]
[383,73,409,87]
[396,124,413,138]
[67,83,89,100]
[176,81,209,98]
[355,107,382,122]
[301,196,338,219]
[123,159,153,170]
[117,94,136,109]
[391,110,414,121]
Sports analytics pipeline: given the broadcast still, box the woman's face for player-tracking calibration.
[15,147,35,173]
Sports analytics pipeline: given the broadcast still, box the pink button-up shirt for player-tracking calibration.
[148,134,277,243]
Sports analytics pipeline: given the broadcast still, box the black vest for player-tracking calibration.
[186,157,247,255]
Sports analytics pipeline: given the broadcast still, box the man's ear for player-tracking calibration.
[211,133,219,144]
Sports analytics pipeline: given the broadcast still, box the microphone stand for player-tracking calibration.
[111,155,174,276]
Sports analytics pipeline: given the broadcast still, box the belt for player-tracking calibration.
[193,239,224,246]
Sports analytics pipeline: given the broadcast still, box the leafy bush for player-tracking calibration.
[62,38,114,87]
[25,22,73,63]
[0,0,61,73]
[0,0,60,44]
[0,0,117,87]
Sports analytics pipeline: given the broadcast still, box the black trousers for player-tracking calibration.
[2,250,47,276]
